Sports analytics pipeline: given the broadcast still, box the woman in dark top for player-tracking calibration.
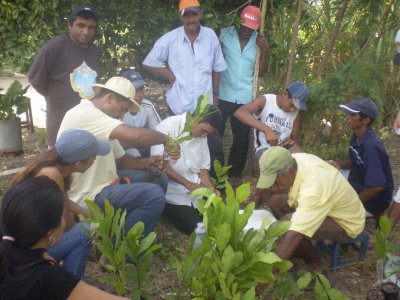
[0,177,128,300]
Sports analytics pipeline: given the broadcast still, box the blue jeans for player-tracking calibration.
[94,182,165,237]
[117,168,168,193]
[48,222,92,279]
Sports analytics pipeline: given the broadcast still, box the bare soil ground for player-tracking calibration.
[1,78,400,299]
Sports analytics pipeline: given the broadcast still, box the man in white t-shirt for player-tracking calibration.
[151,107,222,234]
[58,76,180,236]
[234,81,309,163]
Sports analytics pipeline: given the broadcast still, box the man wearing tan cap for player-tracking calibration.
[58,76,179,236]
[257,146,365,269]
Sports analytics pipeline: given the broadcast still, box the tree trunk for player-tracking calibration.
[285,0,302,88]
[316,0,349,80]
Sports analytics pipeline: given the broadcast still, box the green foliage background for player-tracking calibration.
[2,0,400,157]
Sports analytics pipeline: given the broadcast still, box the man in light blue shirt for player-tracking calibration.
[218,5,268,184]
[143,0,226,115]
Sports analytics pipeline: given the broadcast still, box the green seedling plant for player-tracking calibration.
[374,215,393,261]
[210,160,232,190]
[165,92,212,154]
[177,181,293,299]
[0,80,30,120]
[82,200,161,300]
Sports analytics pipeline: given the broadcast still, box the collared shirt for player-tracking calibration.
[150,114,210,206]
[143,26,226,115]
[219,26,257,104]
[288,153,365,238]
[58,99,125,204]
[348,128,394,215]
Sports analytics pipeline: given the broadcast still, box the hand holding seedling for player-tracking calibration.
[148,155,166,171]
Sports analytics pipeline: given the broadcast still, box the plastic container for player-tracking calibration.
[193,222,206,249]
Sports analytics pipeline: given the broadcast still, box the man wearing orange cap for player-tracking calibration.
[143,0,226,115]
[217,5,269,185]
[143,0,226,176]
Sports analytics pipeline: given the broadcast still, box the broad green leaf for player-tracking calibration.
[257,252,282,264]
[265,220,291,239]
[236,182,251,203]
[297,272,312,289]
[216,223,231,253]
[379,216,393,238]
[221,245,235,273]
[243,287,255,300]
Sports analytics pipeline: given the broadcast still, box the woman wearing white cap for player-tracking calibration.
[11,129,112,279]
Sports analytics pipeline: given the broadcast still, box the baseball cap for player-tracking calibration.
[70,4,98,22]
[257,146,294,188]
[287,81,309,111]
[92,77,140,112]
[179,0,200,16]
[121,70,145,89]
[55,129,111,163]
[240,6,261,30]
[339,97,378,119]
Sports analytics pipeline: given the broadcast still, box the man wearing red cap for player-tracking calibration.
[217,5,269,185]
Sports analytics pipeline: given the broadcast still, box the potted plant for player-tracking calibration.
[0,80,30,155]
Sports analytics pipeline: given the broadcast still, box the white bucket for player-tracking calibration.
[0,119,23,155]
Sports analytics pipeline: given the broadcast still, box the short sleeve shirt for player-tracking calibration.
[143,26,226,114]
[151,114,210,206]
[289,153,365,238]
[58,99,124,204]
[348,128,394,215]
[0,263,79,300]
[28,34,99,145]
[219,26,257,104]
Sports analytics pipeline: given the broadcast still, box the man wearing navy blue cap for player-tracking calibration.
[235,81,309,164]
[29,4,99,147]
[330,98,394,218]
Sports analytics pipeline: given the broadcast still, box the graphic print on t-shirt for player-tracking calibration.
[70,61,97,99]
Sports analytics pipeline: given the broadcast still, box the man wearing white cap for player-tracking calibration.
[217,5,269,184]
[58,76,179,236]
[257,146,365,269]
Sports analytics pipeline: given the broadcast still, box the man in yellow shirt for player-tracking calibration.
[257,146,365,270]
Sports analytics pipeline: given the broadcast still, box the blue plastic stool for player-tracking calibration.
[315,231,370,268]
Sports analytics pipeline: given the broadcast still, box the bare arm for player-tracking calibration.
[212,71,221,106]
[164,165,201,192]
[143,65,175,84]
[110,124,167,149]
[276,230,304,260]
[256,34,269,76]
[67,199,89,219]
[329,159,352,170]
[234,96,278,145]
[68,281,129,300]
[31,84,47,96]
[358,186,384,202]
[115,154,165,171]
[289,112,302,144]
